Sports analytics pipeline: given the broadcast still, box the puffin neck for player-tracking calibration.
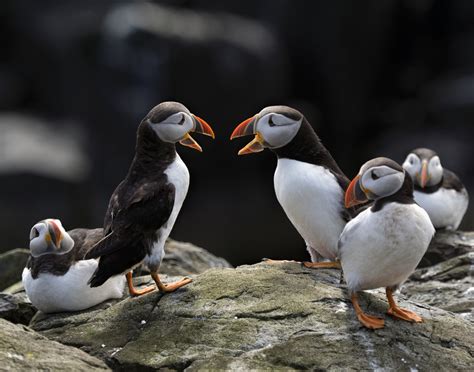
[372,173,415,212]
[414,177,443,193]
[131,122,177,174]
[272,119,346,177]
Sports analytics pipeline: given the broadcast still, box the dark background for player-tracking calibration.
[1,0,473,265]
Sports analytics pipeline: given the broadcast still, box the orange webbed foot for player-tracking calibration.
[151,273,192,293]
[356,311,385,330]
[387,306,423,323]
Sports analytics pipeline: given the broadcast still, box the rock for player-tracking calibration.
[419,230,474,268]
[404,253,474,321]
[0,293,36,325]
[0,318,109,371]
[0,249,29,290]
[31,263,473,370]
[159,239,232,276]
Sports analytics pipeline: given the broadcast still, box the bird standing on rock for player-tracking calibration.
[402,148,468,230]
[230,105,354,268]
[340,157,434,329]
[23,219,125,313]
[85,101,215,296]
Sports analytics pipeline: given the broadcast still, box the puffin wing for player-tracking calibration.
[442,169,467,193]
[85,180,175,260]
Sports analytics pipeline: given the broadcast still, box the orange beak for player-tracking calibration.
[419,160,429,188]
[345,175,368,208]
[47,219,62,249]
[179,115,215,152]
[230,116,265,155]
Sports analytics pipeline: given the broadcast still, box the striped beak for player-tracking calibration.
[179,115,215,152]
[230,116,265,155]
[345,175,368,208]
[46,219,63,250]
[419,160,429,188]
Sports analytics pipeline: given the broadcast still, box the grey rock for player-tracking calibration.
[0,293,36,325]
[0,248,29,291]
[31,263,474,371]
[419,230,474,268]
[404,252,474,321]
[0,318,109,371]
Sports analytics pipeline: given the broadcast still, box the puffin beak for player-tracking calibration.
[345,175,368,208]
[230,116,265,155]
[192,115,215,139]
[179,115,214,152]
[179,133,203,152]
[419,160,429,188]
[47,219,63,250]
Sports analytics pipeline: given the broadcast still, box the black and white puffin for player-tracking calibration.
[230,105,353,268]
[402,148,469,230]
[23,219,125,313]
[340,157,435,329]
[85,101,214,296]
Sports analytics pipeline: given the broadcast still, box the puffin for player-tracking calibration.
[85,101,214,296]
[402,148,469,230]
[340,157,435,329]
[22,219,125,313]
[230,105,353,268]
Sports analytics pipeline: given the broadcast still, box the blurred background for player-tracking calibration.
[1,0,473,265]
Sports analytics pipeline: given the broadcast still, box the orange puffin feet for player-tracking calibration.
[386,288,423,323]
[302,261,341,269]
[126,272,156,297]
[351,293,385,330]
[151,273,193,293]
[261,258,300,264]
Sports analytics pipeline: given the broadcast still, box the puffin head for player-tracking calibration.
[230,105,303,155]
[345,157,406,208]
[402,148,443,188]
[145,101,214,152]
[29,219,75,257]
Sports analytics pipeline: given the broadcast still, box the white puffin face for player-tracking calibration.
[256,113,302,149]
[403,153,443,188]
[360,165,405,199]
[29,219,74,257]
[149,112,195,143]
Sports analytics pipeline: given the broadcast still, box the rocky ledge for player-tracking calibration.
[1,234,473,370]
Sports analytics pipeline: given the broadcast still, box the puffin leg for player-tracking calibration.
[151,272,192,293]
[351,293,385,329]
[303,261,341,269]
[126,272,156,297]
[386,288,423,323]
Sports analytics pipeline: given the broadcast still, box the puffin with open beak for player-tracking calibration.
[85,101,214,296]
[402,148,468,230]
[231,105,354,268]
[339,157,434,329]
[23,219,125,313]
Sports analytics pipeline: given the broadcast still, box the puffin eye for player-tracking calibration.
[409,158,414,165]
[268,115,275,127]
[178,114,185,125]
[371,171,379,180]
[31,228,39,239]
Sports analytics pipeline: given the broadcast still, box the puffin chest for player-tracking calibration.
[273,158,345,251]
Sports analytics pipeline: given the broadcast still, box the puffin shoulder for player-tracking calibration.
[442,169,466,193]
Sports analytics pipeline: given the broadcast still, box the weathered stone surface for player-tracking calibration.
[0,318,109,371]
[0,248,29,291]
[419,230,474,268]
[0,292,36,325]
[404,252,473,321]
[31,263,474,371]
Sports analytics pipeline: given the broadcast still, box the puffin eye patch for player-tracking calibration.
[371,171,379,180]
[177,114,185,125]
[268,115,275,127]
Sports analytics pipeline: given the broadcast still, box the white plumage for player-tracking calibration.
[144,153,190,270]
[23,259,124,313]
[339,202,435,293]
[414,188,468,230]
[274,158,346,260]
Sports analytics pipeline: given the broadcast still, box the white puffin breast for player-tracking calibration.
[414,188,468,230]
[144,153,190,269]
[339,202,435,293]
[274,158,346,260]
[22,259,125,313]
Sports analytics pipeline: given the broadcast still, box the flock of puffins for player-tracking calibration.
[23,101,469,330]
